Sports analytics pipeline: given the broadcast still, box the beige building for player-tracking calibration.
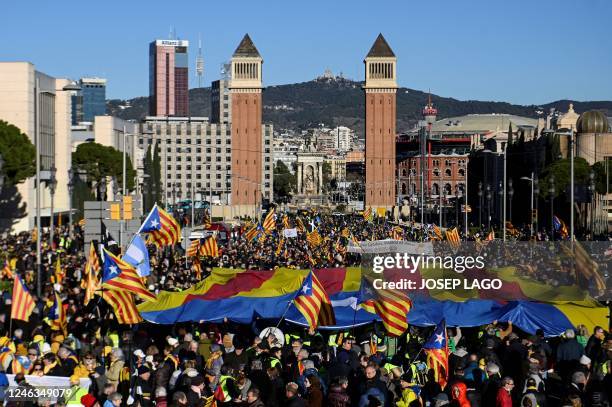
[324,155,347,182]
[0,62,73,233]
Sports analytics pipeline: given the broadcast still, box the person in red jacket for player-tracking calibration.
[496,377,514,407]
[450,381,471,407]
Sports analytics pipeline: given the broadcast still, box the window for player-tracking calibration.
[196,125,202,135]
[186,139,191,144]
[167,147,171,153]
[445,160,451,167]
[445,168,452,177]
[458,168,465,177]
[196,174,201,179]
[176,165,182,171]
[433,168,440,177]
[177,156,182,162]
[197,148,202,153]
[167,165,171,171]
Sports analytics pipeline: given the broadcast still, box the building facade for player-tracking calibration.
[149,39,189,117]
[0,62,72,232]
[211,80,232,124]
[364,34,397,208]
[71,77,106,124]
[229,34,264,209]
[138,116,273,206]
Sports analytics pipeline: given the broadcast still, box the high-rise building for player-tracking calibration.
[71,77,106,124]
[229,34,264,209]
[0,62,72,232]
[211,80,231,124]
[364,34,397,209]
[149,39,189,117]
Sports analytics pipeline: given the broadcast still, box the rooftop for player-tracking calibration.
[366,33,395,58]
[233,34,261,58]
[429,114,538,134]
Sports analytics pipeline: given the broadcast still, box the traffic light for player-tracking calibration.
[110,203,121,220]
[123,196,133,220]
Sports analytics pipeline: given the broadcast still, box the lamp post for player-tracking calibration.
[498,182,503,230]
[34,80,81,297]
[48,166,57,248]
[508,179,514,225]
[549,175,555,241]
[67,168,74,236]
[589,171,595,237]
[455,185,460,227]
[0,154,4,195]
[478,182,483,228]
[534,177,540,236]
[521,173,536,237]
[485,184,491,230]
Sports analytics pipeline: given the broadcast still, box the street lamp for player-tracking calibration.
[485,184,492,230]
[520,173,536,237]
[498,182,503,230]
[589,171,595,236]
[534,177,540,236]
[478,182,483,228]
[0,154,4,194]
[549,175,555,241]
[508,179,514,224]
[67,168,74,236]
[48,166,57,248]
[34,80,80,298]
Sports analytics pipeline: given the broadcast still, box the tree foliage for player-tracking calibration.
[592,159,612,195]
[539,157,592,199]
[72,142,136,197]
[0,120,35,185]
[273,160,296,201]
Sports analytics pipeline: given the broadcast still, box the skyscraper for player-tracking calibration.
[71,77,106,124]
[149,39,189,117]
[364,34,397,209]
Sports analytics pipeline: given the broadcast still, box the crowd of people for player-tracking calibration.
[0,208,609,406]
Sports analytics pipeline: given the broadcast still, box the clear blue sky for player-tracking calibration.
[3,0,611,105]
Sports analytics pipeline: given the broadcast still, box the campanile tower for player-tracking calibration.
[364,34,397,209]
[230,34,263,209]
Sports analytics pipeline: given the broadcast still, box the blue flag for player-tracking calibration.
[122,235,151,277]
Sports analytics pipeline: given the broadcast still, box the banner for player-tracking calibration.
[283,228,298,238]
[348,240,434,255]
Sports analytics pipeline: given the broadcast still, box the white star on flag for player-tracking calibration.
[149,219,160,228]
[108,266,118,275]
[435,333,444,344]
[302,284,310,294]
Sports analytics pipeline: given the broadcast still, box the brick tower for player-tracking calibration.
[230,34,263,210]
[364,34,397,209]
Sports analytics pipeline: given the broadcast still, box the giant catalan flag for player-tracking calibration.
[137,267,608,337]
[139,204,181,247]
[102,249,156,301]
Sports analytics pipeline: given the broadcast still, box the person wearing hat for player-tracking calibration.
[80,393,100,407]
[433,392,450,407]
[134,364,154,407]
[285,382,306,407]
[223,339,248,371]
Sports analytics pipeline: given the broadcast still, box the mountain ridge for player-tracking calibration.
[106,78,612,136]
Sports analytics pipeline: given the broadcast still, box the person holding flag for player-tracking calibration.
[423,319,449,389]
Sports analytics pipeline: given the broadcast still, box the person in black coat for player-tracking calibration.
[585,327,607,369]
[285,382,306,407]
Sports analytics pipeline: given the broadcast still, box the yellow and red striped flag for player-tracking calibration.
[306,229,322,247]
[445,228,461,248]
[275,238,285,256]
[282,215,290,230]
[341,228,350,238]
[1,261,13,280]
[187,239,201,257]
[78,218,86,227]
[192,261,202,280]
[432,225,443,241]
[11,276,36,322]
[202,209,212,229]
[363,207,373,222]
[293,272,336,329]
[295,217,306,233]
[391,226,403,241]
[424,319,449,389]
[485,231,495,241]
[140,204,181,247]
[101,249,156,301]
[262,208,276,233]
[83,242,101,305]
[104,289,143,325]
[199,237,219,258]
[244,225,260,241]
[359,277,412,337]
[48,291,67,335]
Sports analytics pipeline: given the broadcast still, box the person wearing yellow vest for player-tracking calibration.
[42,352,63,376]
[65,375,88,406]
[214,365,240,405]
[106,348,125,387]
[396,371,422,407]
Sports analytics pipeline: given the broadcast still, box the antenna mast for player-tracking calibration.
[196,33,204,88]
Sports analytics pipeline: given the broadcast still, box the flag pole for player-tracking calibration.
[275,271,310,329]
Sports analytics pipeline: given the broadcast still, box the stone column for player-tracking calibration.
[318,162,323,194]
[297,162,303,194]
